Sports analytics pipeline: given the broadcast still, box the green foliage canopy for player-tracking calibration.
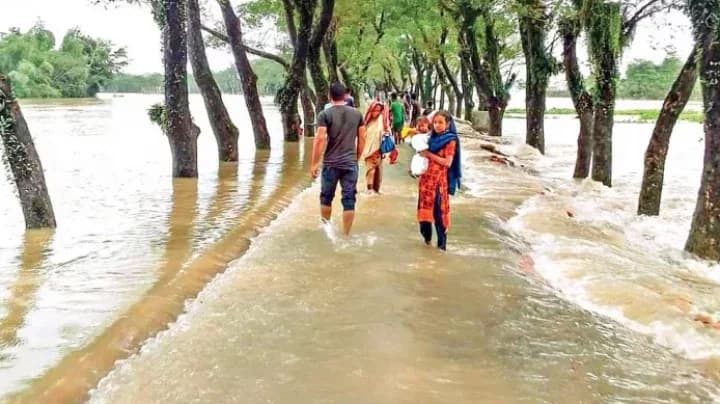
[0,22,127,98]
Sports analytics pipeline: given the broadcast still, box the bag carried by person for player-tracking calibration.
[380,133,395,154]
[388,148,399,165]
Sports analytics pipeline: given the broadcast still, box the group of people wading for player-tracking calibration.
[310,82,461,251]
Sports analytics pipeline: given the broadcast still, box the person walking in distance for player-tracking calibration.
[361,100,389,194]
[311,82,366,236]
[390,93,405,144]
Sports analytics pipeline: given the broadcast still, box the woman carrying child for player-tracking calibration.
[416,111,461,250]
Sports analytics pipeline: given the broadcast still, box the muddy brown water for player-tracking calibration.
[0,95,718,403]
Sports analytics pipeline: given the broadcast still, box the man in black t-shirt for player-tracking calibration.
[311,82,366,236]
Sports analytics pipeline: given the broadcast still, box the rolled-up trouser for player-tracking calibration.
[364,152,383,192]
[320,165,358,211]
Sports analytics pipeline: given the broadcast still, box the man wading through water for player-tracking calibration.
[311,82,366,236]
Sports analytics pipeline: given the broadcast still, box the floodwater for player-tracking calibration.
[0,95,719,403]
[0,94,309,401]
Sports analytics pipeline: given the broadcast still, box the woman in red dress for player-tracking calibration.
[416,111,461,250]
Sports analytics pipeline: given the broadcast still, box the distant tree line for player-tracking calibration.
[544,55,700,100]
[104,59,285,96]
[0,22,696,103]
[0,23,127,98]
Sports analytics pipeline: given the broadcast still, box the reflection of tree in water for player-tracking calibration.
[237,142,303,212]
[204,163,239,226]
[157,179,198,284]
[10,140,314,403]
[249,142,305,218]
[0,229,53,351]
[246,150,271,210]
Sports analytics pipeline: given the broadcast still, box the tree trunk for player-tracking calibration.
[519,0,551,154]
[278,0,315,141]
[217,0,271,149]
[638,46,698,216]
[165,0,198,177]
[685,2,720,260]
[300,84,315,137]
[591,95,614,187]
[401,69,412,92]
[424,67,433,105]
[459,6,511,137]
[282,0,298,46]
[308,58,328,110]
[411,50,424,101]
[440,55,462,117]
[340,66,360,107]
[457,8,482,104]
[574,106,594,179]
[447,91,456,116]
[308,0,335,112]
[587,1,621,187]
[461,61,474,121]
[454,76,463,117]
[480,10,511,137]
[0,75,57,228]
[383,66,401,94]
[436,63,455,115]
[488,97,505,138]
[322,17,339,84]
[524,81,545,150]
[187,0,238,161]
[561,16,594,179]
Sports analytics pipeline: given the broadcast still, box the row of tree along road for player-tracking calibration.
[0,0,718,262]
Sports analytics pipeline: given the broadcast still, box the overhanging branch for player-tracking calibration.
[201,24,290,70]
[621,0,676,42]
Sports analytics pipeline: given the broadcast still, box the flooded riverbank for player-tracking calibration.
[90,137,719,402]
[0,94,310,400]
[1,96,719,403]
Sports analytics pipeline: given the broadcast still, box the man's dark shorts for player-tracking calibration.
[320,165,358,211]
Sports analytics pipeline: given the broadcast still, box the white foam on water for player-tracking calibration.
[321,218,338,244]
[334,233,378,250]
[497,142,720,364]
[525,237,720,361]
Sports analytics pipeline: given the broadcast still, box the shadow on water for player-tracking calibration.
[9,140,312,404]
[0,230,54,353]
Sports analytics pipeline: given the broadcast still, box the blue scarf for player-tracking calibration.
[427,119,462,195]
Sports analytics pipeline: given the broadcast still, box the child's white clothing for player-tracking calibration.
[410,133,429,176]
